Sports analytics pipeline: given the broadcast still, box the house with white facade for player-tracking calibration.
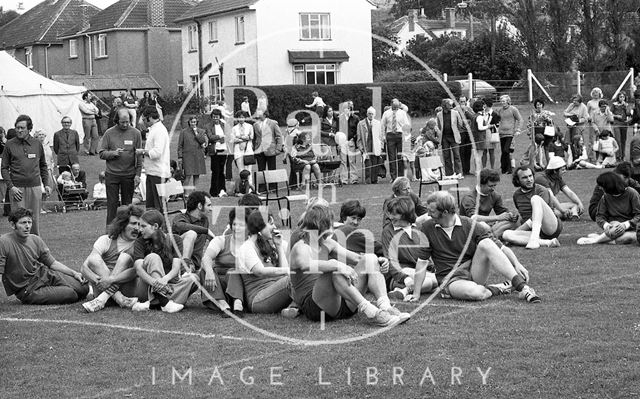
[175,0,375,101]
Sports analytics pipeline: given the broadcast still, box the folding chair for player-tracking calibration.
[157,179,187,214]
[259,169,308,227]
[418,156,461,204]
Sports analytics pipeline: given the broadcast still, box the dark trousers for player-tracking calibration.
[210,153,227,196]
[145,174,164,210]
[500,136,513,173]
[255,153,277,192]
[386,133,404,180]
[105,173,135,226]
[17,267,89,305]
[364,155,382,184]
[614,126,628,160]
[460,130,472,174]
[225,155,234,180]
[441,134,462,175]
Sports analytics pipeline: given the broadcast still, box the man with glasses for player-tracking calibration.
[460,168,519,239]
[53,117,80,174]
[382,176,429,228]
[99,109,143,226]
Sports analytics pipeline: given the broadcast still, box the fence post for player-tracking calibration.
[443,73,448,82]
[467,73,473,99]
[576,70,581,96]
[527,69,533,103]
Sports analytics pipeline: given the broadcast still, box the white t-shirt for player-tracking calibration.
[92,234,135,255]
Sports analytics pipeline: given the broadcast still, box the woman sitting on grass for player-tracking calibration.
[577,172,640,245]
[236,210,293,314]
[131,209,230,314]
[289,204,410,327]
[568,135,600,170]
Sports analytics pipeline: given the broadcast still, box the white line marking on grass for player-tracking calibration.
[562,271,640,292]
[83,348,296,399]
[0,317,285,345]
[0,304,68,318]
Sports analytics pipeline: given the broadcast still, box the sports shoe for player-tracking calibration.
[519,286,541,303]
[161,300,184,313]
[384,306,411,324]
[113,293,138,309]
[525,240,540,250]
[132,301,150,312]
[548,238,561,248]
[218,190,228,198]
[387,288,405,301]
[82,297,106,313]
[577,237,596,245]
[367,310,401,327]
[281,306,300,319]
[487,280,513,295]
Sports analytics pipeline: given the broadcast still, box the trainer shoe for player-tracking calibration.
[525,240,540,250]
[161,300,184,313]
[113,293,138,309]
[82,298,106,313]
[281,306,300,319]
[387,288,405,301]
[132,301,150,312]
[218,190,228,198]
[519,286,541,303]
[367,310,401,327]
[384,306,411,324]
[487,280,513,295]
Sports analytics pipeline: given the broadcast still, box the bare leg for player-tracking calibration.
[526,195,559,249]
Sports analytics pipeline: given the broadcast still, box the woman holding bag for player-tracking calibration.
[178,115,208,195]
[231,111,254,183]
[528,98,555,163]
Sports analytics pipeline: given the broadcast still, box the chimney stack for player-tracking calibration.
[408,8,418,32]
[80,4,90,31]
[444,7,456,29]
[147,0,166,27]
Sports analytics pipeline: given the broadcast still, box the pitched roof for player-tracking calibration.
[62,0,197,37]
[174,0,259,23]
[391,14,484,37]
[52,73,161,91]
[0,0,100,48]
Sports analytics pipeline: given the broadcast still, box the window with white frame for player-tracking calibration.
[190,75,201,96]
[236,68,246,86]
[294,63,337,85]
[188,25,198,51]
[209,75,221,102]
[208,20,218,42]
[25,46,33,68]
[69,39,78,58]
[299,13,331,40]
[94,34,107,58]
[235,16,245,44]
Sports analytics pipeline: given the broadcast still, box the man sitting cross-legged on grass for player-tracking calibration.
[0,207,89,304]
[412,191,540,303]
[170,191,216,272]
[459,168,519,239]
[81,204,146,312]
[502,165,563,249]
[577,172,640,245]
[380,197,437,301]
[131,209,229,313]
[289,205,410,327]
[588,162,640,221]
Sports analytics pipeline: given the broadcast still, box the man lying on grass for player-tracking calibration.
[81,204,146,312]
[0,207,89,304]
[408,191,541,303]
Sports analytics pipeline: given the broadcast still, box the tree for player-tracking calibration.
[544,0,580,72]
[0,7,19,28]
[576,0,606,71]
[371,23,403,73]
[391,0,457,19]
[504,0,546,71]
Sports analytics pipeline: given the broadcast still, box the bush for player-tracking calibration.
[374,69,443,83]
[225,81,461,123]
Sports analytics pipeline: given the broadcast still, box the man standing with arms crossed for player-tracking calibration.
[53,116,80,174]
[380,99,411,181]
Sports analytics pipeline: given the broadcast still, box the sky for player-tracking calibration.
[4,0,119,13]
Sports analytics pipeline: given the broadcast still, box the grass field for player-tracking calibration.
[1,104,639,398]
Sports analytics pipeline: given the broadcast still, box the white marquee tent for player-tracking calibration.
[0,51,86,143]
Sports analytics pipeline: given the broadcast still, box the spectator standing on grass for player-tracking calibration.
[178,115,208,196]
[381,99,411,180]
[436,98,465,178]
[207,108,229,198]
[80,204,145,312]
[611,92,630,161]
[99,109,143,226]
[356,107,384,185]
[563,94,590,153]
[503,165,563,249]
[528,98,555,162]
[137,107,170,210]
[338,100,361,185]
[53,116,80,174]
[108,97,124,129]
[456,96,475,175]
[123,91,139,130]
[231,111,254,185]
[495,95,522,174]
[131,210,203,314]
[577,172,640,246]
[472,101,493,169]
[410,191,540,303]
[79,92,100,155]
[0,208,88,305]
[1,115,50,236]
[253,110,283,191]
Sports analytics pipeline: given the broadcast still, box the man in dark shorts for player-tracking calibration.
[413,192,540,303]
[503,166,563,249]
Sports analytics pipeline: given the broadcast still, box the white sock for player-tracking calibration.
[96,291,110,303]
[376,297,392,311]
[219,300,230,311]
[357,301,379,318]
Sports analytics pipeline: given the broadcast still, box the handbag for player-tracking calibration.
[592,140,599,153]
[543,125,555,137]
[490,132,500,143]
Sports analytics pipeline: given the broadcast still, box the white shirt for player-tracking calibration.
[144,121,171,178]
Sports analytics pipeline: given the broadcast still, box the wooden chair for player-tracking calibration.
[418,156,461,204]
[258,169,308,227]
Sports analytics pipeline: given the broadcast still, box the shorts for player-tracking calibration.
[541,217,563,239]
[298,293,356,322]
[437,261,473,299]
